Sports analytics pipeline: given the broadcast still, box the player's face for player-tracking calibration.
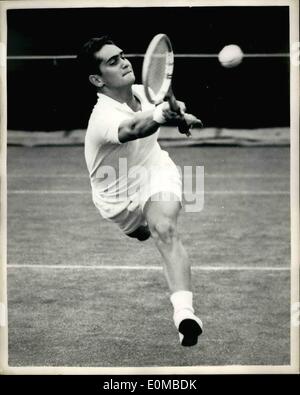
[95,44,135,88]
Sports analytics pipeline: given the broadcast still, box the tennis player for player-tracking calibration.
[78,36,203,346]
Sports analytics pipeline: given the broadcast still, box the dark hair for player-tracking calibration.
[77,36,115,75]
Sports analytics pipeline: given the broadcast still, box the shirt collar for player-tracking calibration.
[97,87,142,113]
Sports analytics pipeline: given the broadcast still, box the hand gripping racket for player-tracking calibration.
[142,33,191,137]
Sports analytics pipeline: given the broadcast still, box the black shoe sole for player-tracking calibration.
[127,226,151,242]
[178,319,203,347]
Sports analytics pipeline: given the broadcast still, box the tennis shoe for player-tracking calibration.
[174,310,203,347]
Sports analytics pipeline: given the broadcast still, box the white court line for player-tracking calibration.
[7,190,289,195]
[7,264,289,271]
[8,174,288,179]
[204,191,288,195]
[8,190,88,194]
[204,174,288,178]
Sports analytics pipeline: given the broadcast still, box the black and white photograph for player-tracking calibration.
[0,0,299,374]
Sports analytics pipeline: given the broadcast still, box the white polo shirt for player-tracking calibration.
[85,84,163,216]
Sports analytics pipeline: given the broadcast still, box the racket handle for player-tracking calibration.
[167,94,191,137]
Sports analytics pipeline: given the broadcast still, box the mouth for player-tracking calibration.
[123,70,133,77]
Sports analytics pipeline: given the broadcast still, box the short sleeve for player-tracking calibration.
[101,116,122,144]
[89,114,122,145]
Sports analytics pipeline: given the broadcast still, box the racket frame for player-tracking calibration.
[142,33,191,136]
[142,33,174,105]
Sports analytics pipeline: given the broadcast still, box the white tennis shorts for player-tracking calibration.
[92,150,182,234]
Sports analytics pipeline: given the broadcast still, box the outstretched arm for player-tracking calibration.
[118,110,160,143]
[118,102,202,143]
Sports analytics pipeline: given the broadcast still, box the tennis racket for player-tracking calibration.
[142,33,191,137]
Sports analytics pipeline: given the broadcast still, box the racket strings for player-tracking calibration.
[147,40,169,97]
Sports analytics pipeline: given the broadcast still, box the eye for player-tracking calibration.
[109,58,117,66]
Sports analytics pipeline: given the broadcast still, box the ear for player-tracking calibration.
[89,74,104,88]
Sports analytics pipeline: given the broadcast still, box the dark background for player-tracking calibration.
[7,6,290,131]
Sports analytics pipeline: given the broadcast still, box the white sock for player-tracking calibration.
[170,290,196,328]
[170,290,194,313]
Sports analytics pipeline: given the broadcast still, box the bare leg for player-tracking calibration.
[143,195,190,293]
[143,192,203,346]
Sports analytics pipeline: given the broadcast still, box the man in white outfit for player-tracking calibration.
[78,36,203,346]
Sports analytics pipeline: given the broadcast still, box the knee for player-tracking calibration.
[150,218,178,244]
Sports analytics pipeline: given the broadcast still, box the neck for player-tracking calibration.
[99,85,140,111]
[100,86,133,104]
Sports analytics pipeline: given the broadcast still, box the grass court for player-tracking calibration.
[7,142,290,367]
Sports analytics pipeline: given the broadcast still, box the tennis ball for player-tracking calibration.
[218,44,244,68]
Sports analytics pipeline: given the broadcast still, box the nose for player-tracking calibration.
[122,57,131,68]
